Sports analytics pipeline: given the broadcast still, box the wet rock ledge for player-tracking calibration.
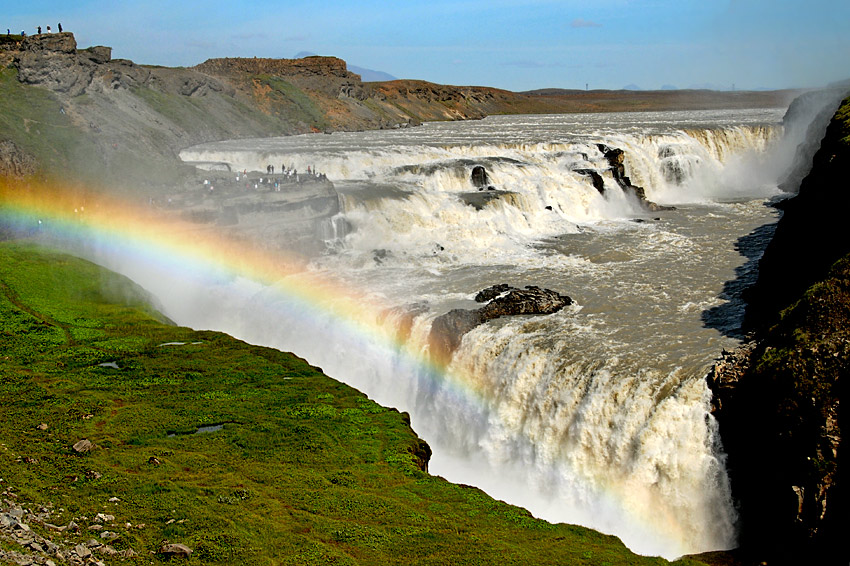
[429,284,573,361]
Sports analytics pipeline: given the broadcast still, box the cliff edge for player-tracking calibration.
[708,93,850,566]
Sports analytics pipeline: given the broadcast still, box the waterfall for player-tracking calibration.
[150,109,797,558]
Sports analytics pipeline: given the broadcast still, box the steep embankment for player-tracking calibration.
[708,94,850,565]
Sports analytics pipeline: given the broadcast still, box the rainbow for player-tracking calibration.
[0,179,476,400]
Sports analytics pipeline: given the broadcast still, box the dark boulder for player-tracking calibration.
[479,285,572,319]
[429,285,572,361]
[471,165,490,189]
[474,283,512,303]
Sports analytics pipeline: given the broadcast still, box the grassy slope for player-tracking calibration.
[0,67,97,180]
[0,240,707,565]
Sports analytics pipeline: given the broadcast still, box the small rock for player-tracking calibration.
[107,497,120,503]
[36,423,48,431]
[86,470,102,480]
[159,543,192,558]
[94,513,113,523]
[29,542,43,552]
[97,545,118,556]
[72,440,92,453]
[75,544,91,559]
[88,524,103,531]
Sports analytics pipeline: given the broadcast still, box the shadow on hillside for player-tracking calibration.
[701,215,778,339]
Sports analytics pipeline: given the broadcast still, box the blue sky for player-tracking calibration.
[5,0,849,91]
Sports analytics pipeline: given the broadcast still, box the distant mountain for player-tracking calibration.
[295,51,396,82]
[622,84,641,91]
[660,84,678,91]
[688,82,726,91]
[347,65,397,82]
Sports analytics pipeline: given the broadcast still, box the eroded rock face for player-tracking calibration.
[15,36,95,96]
[12,32,145,96]
[429,285,572,360]
[596,144,672,211]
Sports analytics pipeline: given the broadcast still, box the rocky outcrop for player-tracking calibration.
[597,144,672,211]
[708,92,850,566]
[14,32,96,96]
[429,285,572,360]
[574,168,605,194]
[195,55,358,80]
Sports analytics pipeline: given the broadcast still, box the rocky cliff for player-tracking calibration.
[707,93,850,566]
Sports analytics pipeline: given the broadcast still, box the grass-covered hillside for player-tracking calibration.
[0,240,707,565]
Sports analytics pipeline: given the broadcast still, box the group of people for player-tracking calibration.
[199,165,329,196]
[7,23,62,37]
[263,164,328,184]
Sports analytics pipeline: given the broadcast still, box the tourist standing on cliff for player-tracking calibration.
[46,25,51,33]
[37,26,41,34]
[58,23,62,32]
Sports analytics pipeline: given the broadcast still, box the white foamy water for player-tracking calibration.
[121,108,804,558]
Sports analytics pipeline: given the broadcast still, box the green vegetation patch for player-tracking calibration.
[0,240,697,565]
[253,75,330,132]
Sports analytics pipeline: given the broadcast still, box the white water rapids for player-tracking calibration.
[89,108,812,559]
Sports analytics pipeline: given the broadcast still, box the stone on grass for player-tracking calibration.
[159,543,193,558]
[72,439,92,453]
